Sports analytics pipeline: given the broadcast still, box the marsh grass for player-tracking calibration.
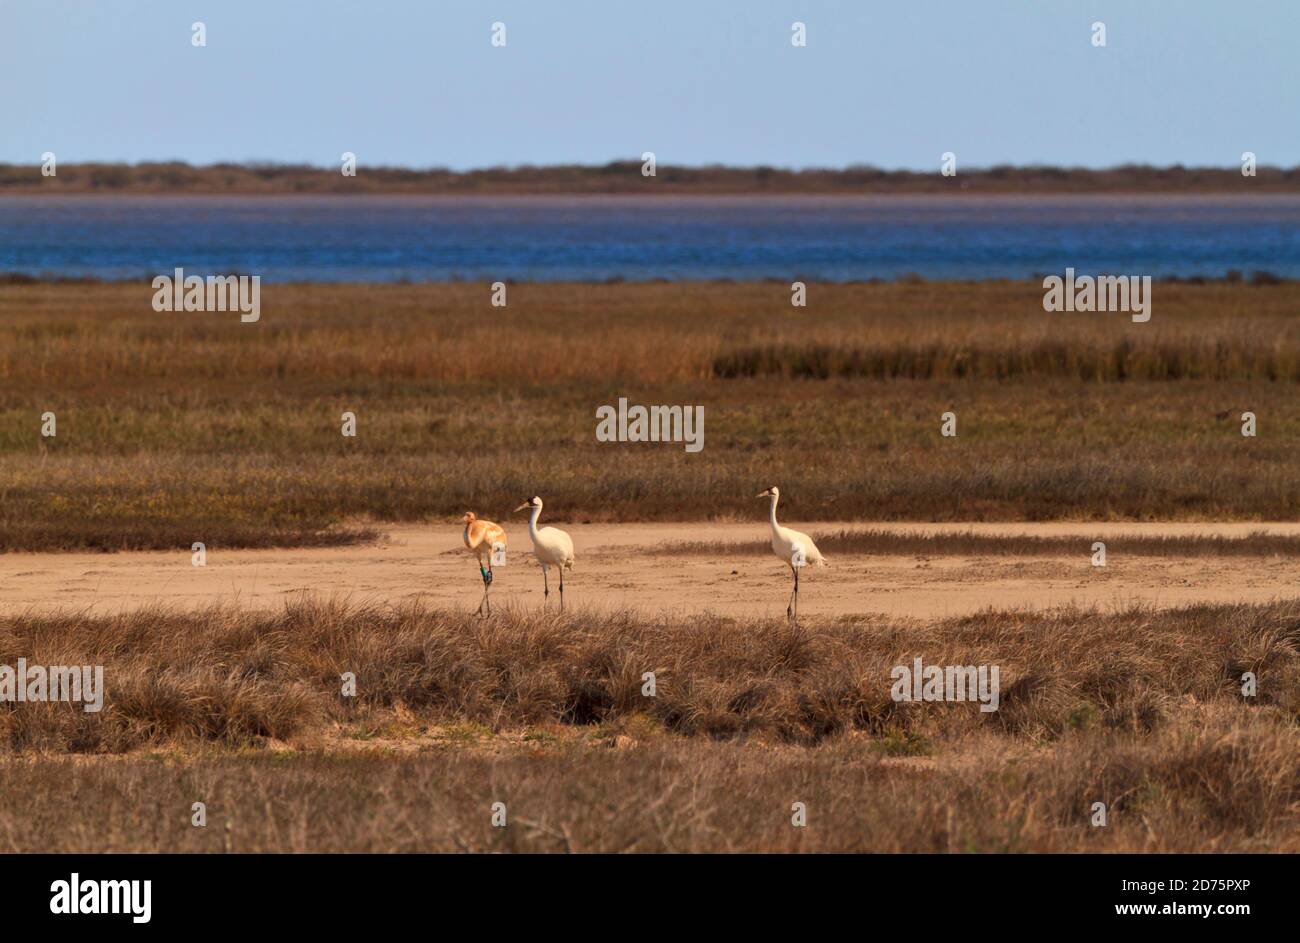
[0,599,1295,851]
[713,336,1300,381]
[2,598,1295,752]
[2,281,1299,549]
[652,529,1300,558]
[0,716,1294,852]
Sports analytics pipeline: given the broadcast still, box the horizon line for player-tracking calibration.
[4,159,1297,174]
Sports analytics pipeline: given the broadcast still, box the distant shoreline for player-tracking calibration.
[2,161,1297,194]
[3,272,1292,287]
[6,192,1298,204]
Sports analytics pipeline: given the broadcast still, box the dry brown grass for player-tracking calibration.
[2,280,1299,549]
[654,530,1300,558]
[1,598,1295,752]
[0,599,1295,851]
[0,716,1294,852]
[7,281,1299,391]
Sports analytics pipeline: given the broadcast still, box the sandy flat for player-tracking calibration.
[2,521,1299,620]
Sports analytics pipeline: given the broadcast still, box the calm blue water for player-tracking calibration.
[2,194,1298,282]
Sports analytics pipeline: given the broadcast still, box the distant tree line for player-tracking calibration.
[2,160,1296,194]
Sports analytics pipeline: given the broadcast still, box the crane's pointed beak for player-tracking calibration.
[513,502,531,512]
[756,490,771,498]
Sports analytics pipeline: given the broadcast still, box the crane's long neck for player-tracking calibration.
[768,494,780,533]
[528,505,542,540]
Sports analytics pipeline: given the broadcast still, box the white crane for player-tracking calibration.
[756,486,826,621]
[513,495,575,609]
[461,512,507,616]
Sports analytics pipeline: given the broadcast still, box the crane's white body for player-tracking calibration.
[526,501,575,570]
[757,486,825,620]
[515,496,574,607]
[764,488,826,569]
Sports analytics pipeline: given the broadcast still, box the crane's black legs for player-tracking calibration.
[478,563,493,616]
[786,565,799,622]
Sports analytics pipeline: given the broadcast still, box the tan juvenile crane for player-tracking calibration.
[462,512,507,615]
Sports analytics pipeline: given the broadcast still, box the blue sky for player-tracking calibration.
[3,0,1297,170]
